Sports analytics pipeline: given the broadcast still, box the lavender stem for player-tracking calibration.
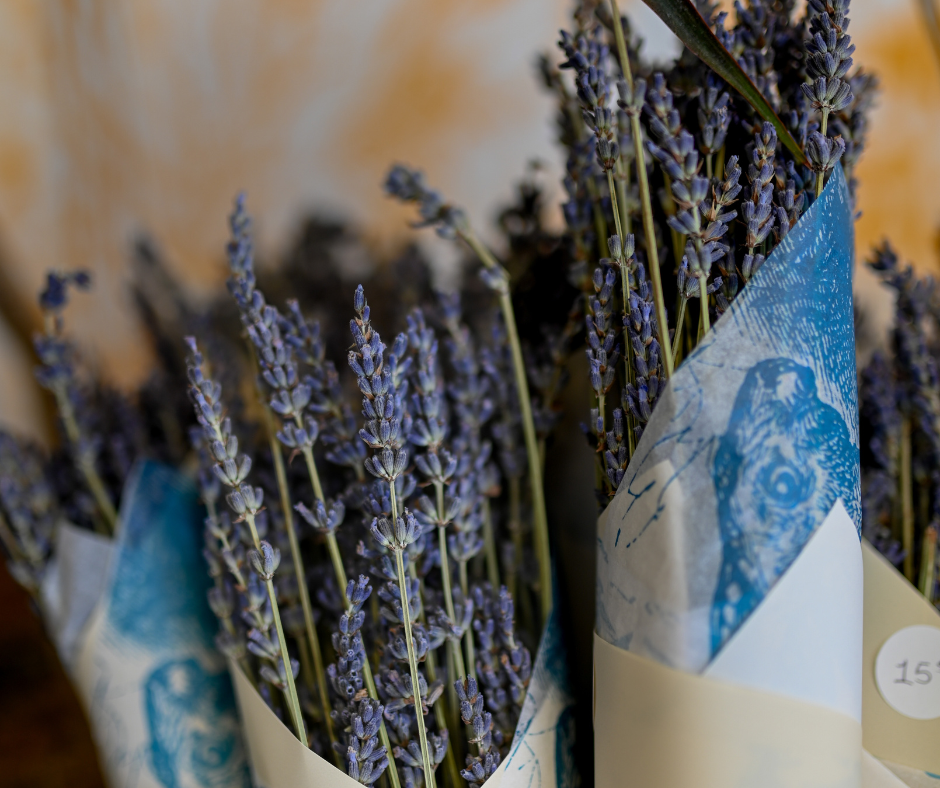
[610,0,674,379]
[460,229,552,623]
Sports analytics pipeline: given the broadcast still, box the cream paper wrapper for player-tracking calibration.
[595,498,863,788]
[858,540,940,787]
[40,461,251,788]
[229,585,576,788]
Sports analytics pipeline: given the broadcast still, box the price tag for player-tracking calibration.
[874,625,940,720]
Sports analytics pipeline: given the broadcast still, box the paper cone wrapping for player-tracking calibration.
[229,589,576,788]
[595,165,864,787]
[40,461,251,788]
[858,541,940,786]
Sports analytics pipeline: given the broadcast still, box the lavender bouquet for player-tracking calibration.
[179,192,575,788]
[523,0,883,786]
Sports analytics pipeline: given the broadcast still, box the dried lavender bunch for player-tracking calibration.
[864,246,940,602]
[185,337,306,740]
[544,0,874,504]
[33,271,117,532]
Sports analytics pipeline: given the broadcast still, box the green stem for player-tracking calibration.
[389,482,431,788]
[318,462,400,788]
[271,435,335,749]
[672,298,688,368]
[434,480,467,680]
[394,548,435,787]
[54,383,117,533]
[461,230,551,623]
[244,511,306,743]
[507,475,533,634]
[362,656,401,788]
[901,416,915,582]
[305,624,335,755]
[607,169,638,457]
[481,497,500,589]
[597,392,607,488]
[607,171,633,341]
[300,443,326,502]
[919,525,938,603]
[610,0,673,380]
[616,158,632,237]
[698,277,711,336]
[438,525,467,679]
[459,560,476,682]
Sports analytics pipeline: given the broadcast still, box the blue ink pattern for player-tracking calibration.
[146,659,250,788]
[107,462,215,650]
[597,166,861,671]
[711,358,857,654]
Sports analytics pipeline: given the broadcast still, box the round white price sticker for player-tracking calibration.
[875,625,940,720]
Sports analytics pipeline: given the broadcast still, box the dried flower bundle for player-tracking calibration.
[860,244,940,608]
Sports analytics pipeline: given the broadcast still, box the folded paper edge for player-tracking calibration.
[594,632,861,788]
[228,658,362,788]
[862,541,940,775]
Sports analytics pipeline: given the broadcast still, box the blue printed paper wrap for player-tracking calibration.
[597,165,860,674]
[43,461,250,788]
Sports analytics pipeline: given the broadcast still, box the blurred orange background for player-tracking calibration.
[0,0,938,441]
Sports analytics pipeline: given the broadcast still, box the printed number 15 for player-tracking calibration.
[895,660,933,685]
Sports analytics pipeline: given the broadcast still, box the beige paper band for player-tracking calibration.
[594,632,862,788]
[862,541,940,775]
[229,659,360,788]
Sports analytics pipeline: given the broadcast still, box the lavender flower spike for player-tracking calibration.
[34,270,117,532]
[350,286,433,787]
[185,336,307,743]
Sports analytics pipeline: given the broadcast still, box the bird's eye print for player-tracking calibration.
[756,449,815,508]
